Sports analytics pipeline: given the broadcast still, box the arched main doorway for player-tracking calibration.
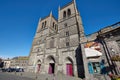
[65,57,73,76]
[47,56,55,74]
[37,59,41,73]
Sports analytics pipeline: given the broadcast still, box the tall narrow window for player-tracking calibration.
[53,22,55,28]
[44,21,47,28]
[42,22,44,29]
[37,48,40,52]
[63,11,66,18]
[67,9,71,17]
[55,24,57,30]
[64,23,67,28]
[66,31,69,36]
[66,42,69,47]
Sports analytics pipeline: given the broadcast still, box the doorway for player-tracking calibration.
[37,64,41,72]
[48,63,55,74]
[66,64,73,76]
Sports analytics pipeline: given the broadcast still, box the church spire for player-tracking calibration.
[73,0,78,14]
[58,5,60,19]
[73,0,76,6]
[39,17,41,22]
[58,5,60,11]
[50,11,52,17]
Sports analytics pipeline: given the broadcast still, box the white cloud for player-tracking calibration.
[0,55,13,59]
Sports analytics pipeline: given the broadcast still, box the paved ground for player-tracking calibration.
[0,72,34,80]
[0,72,82,80]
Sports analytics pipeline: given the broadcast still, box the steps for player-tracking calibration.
[8,72,82,80]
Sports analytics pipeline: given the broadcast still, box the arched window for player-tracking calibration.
[66,31,69,36]
[42,22,44,29]
[53,22,55,28]
[67,9,71,17]
[55,24,57,30]
[66,42,69,47]
[63,11,66,18]
[64,23,67,28]
[44,21,47,28]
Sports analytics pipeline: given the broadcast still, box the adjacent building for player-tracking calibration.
[3,59,11,68]
[10,56,29,71]
[81,22,120,79]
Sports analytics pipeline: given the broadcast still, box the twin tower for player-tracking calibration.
[28,0,85,78]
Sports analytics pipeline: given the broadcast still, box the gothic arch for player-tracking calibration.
[36,59,41,73]
[65,57,74,76]
[63,11,66,18]
[46,55,55,74]
[67,9,71,17]
[65,57,73,64]
[37,59,41,64]
[46,55,55,63]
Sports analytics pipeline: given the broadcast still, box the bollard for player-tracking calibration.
[15,72,16,75]
[46,78,48,80]
[20,73,22,76]
[35,75,37,80]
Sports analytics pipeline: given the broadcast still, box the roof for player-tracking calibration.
[41,14,57,22]
[60,1,74,10]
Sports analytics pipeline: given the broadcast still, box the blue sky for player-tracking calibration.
[0,0,120,59]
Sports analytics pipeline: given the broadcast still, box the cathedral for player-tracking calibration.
[28,0,85,78]
[28,0,120,80]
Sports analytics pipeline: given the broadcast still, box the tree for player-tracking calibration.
[0,58,2,63]
[0,62,4,68]
[0,58,4,68]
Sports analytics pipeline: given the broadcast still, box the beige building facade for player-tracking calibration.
[10,56,29,71]
[4,59,11,68]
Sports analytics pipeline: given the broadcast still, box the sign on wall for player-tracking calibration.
[84,41,102,58]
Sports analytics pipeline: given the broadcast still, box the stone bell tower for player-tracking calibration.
[28,11,58,73]
[57,0,85,77]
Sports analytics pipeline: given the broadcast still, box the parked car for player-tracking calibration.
[1,68,8,72]
[6,68,16,72]
[15,68,24,72]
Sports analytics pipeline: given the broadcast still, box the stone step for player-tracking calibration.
[7,72,82,80]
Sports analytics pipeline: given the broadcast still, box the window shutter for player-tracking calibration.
[88,62,93,74]
[100,61,106,74]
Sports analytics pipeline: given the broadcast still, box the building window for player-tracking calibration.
[66,42,69,47]
[37,48,40,52]
[55,24,57,30]
[42,22,44,29]
[64,23,67,28]
[66,31,69,36]
[53,22,55,28]
[44,21,47,28]
[92,62,100,73]
[88,62,101,74]
[67,9,71,17]
[63,11,66,18]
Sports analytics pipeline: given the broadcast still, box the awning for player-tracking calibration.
[85,48,102,58]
